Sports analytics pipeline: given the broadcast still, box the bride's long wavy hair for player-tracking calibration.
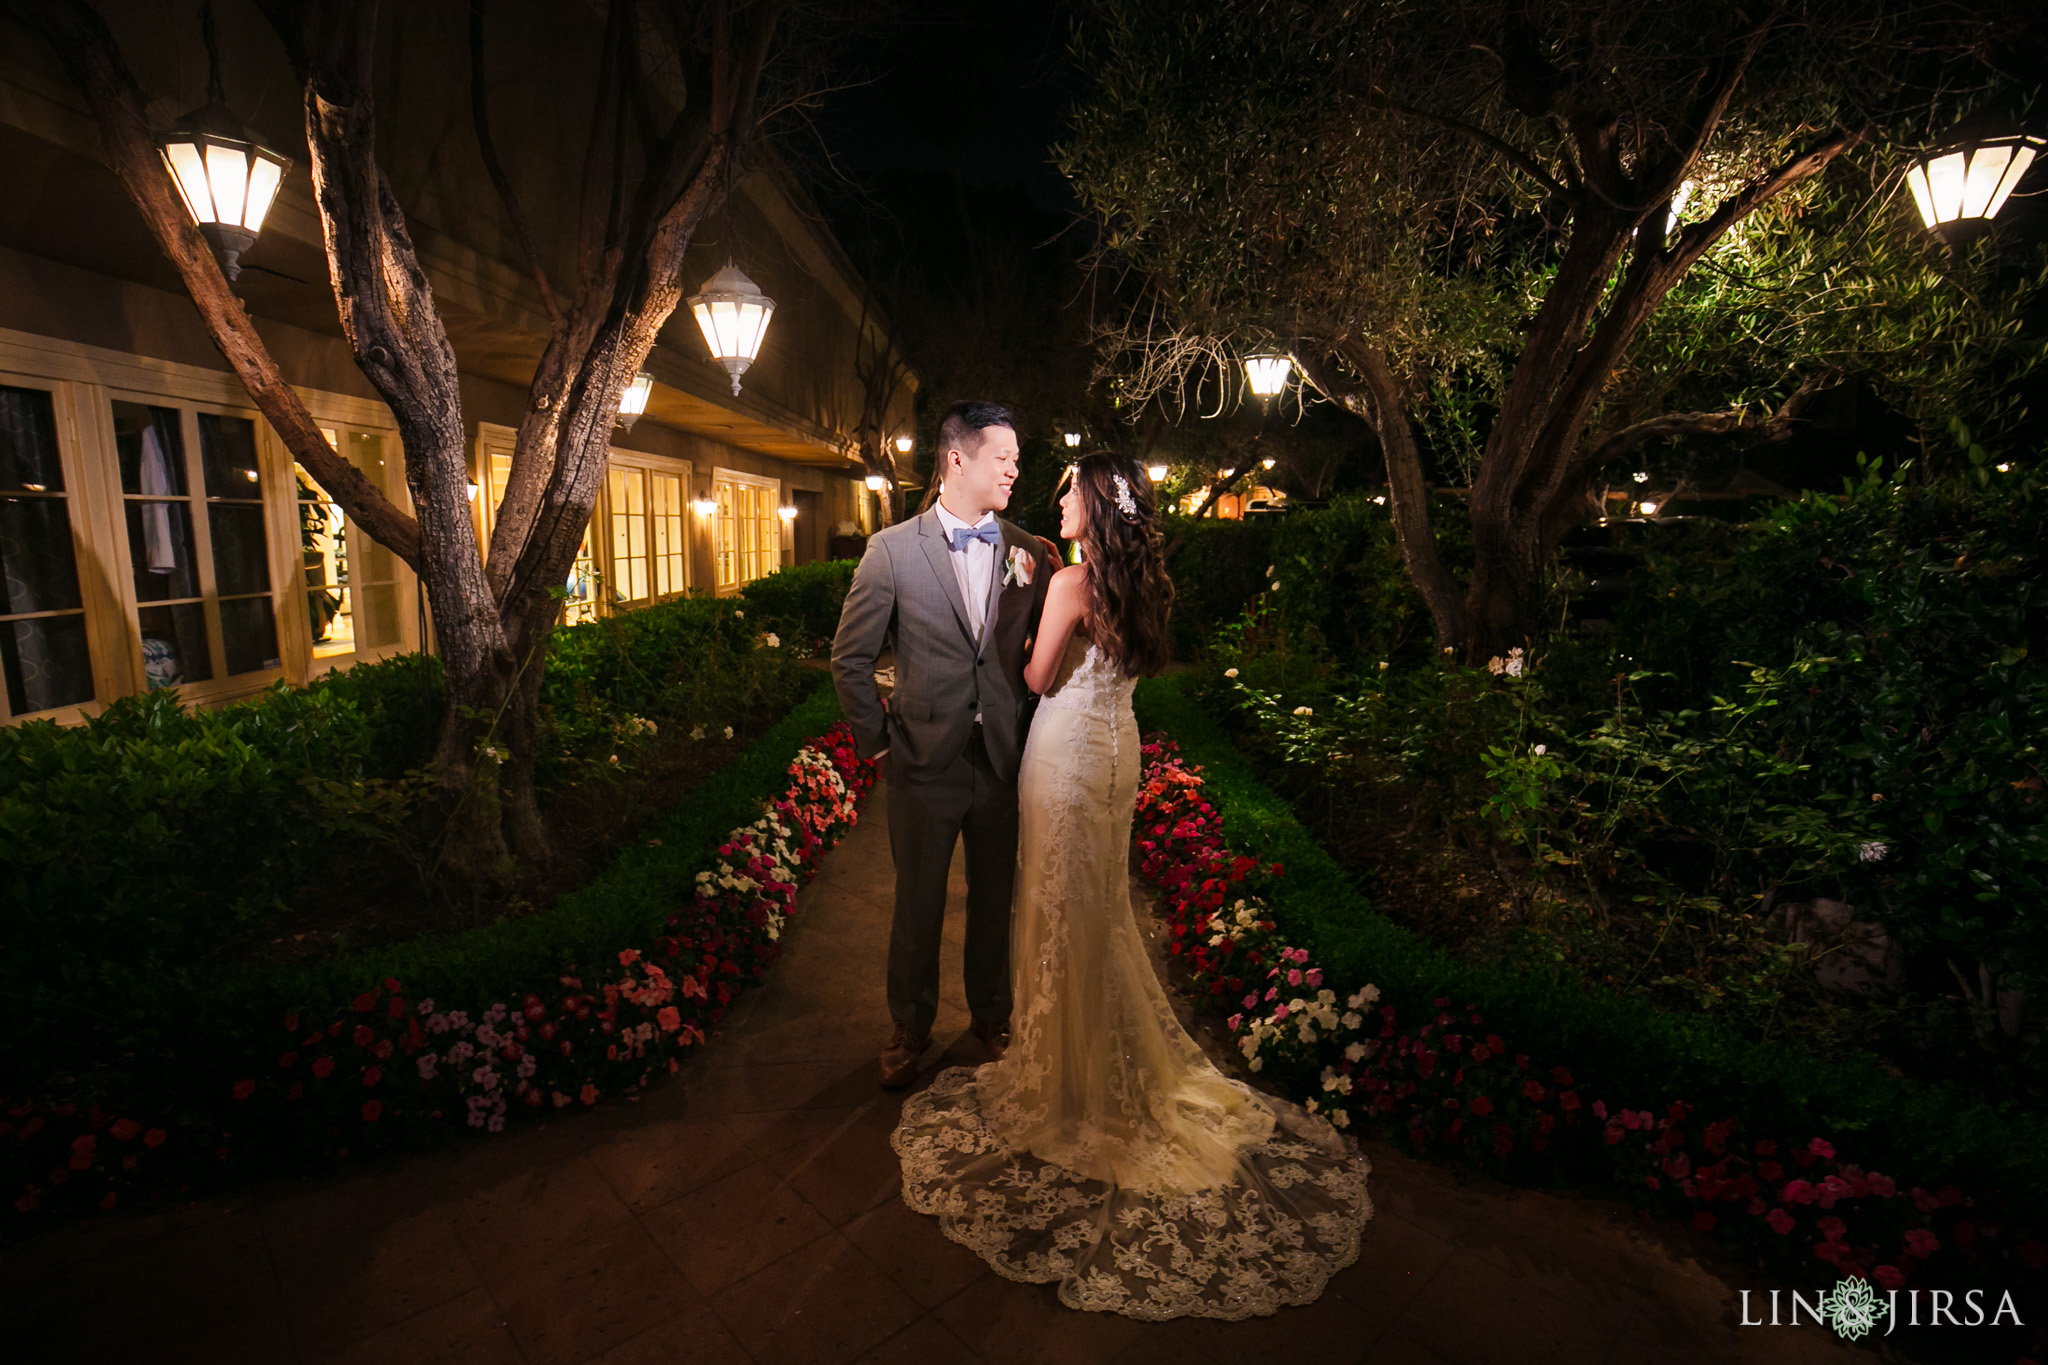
[1062,452,1174,678]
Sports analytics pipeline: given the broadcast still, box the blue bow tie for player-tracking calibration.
[949,523,1001,551]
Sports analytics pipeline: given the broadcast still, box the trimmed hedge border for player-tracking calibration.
[1132,675,2048,1227]
[7,681,870,1221]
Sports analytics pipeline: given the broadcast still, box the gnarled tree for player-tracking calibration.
[10,0,805,881]
[1062,0,2044,658]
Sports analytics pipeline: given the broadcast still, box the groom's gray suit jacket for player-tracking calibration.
[831,509,1057,782]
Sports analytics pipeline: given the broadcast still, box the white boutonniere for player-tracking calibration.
[1003,544,1036,587]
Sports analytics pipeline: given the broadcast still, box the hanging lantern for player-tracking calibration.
[864,473,889,493]
[1905,129,2041,240]
[688,263,775,396]
[894,435,913,454]
[158,104,289,282]
[616,371,654,431]
[1146,464,1169,482]
[1244,353,1293,399]
[1063,431,1082,448]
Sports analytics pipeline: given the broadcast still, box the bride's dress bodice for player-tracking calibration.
[892,623,1373,1321]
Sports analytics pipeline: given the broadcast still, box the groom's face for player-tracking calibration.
[945,425,1019,514]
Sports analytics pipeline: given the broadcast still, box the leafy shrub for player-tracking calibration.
[737,559,858,656]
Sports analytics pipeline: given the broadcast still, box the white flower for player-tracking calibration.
[1443,645,1455,655]
[1488,656,1505,675]
[1292,706,1312,717]
[1224,668,1239,678]
[1330,1109,1350,1128]
[723,726,734,740]
[1505,656,1524,678]
[690,725,705,741]
[1533,744,1546,756]
[1346,984,1380,1009]
[1858,841,1888,863]
[733,610,744,618]
[608,754,619,764]
[1265,565,1276,577]
[1341,1011,1363,1031]
[764,632,781,649]
[1378,661,1388,670]
[1344,1041,1369,1063]
[1249,1057,1264,1071]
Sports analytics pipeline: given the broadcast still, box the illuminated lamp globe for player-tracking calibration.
[894,435,913,454]
[864,473,889,493]
[616,372,653,431]
[688,263,775,395]
[1905,127,2042,244]
[158,104,290,282]
[1063,431,1082,448]
[1244,353,1292,399]
[1146,464,1169,482]
[776,504,798,524]
[691,496,719,517]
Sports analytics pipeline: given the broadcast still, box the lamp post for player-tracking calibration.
[689,263,775,395]
[616,371,654,431]
[1906,126,2042,247]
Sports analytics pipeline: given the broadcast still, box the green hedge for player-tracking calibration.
[1135,674,2048,1219]
[737,559,858,655]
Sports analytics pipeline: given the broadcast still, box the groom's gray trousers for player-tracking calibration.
[829,509,1057,1040]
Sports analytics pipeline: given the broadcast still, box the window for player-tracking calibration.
[650,470,687,597]
[0,384,94,719]
[110,399,282,688]
[606,466,650,605]
[714,468,779,592]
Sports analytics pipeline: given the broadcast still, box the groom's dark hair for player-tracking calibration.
[922,400,1016,511]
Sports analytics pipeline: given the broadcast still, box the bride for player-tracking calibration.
[891,452,1372,1321]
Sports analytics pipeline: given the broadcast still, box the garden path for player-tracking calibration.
[1,779,1867,1365]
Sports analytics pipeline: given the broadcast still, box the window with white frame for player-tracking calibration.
[714,467,779,592]
[605,458,692,608]
[0,383,95,719]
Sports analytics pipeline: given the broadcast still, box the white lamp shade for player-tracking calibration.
[691,496,718,516]
[1244,354,1292,398]
[864,473,888,492]
[894,435,913,454]
[1146,464,1169,481]
[158,105,290,281]
[1063,432,1082,447]
[1906,135,2040,229]
[688,263,775,395]
[776,505,798,522]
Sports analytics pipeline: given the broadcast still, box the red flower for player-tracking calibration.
[231,1079,256,1101]
[1766,1209,1794,1234]
[1903,1228,1939,1258]
[362,1066,383,1087]
[352,1025,375,1048]
[360,1099,383,1122]
[353,991,378,1013]
[99,1192,117,1212]
[579,1084,599,1105]
[142,1129,166,1148]
[656,1006,682,1032]
[311,1057,335,1079]
[109,1119,142,1142]
[383,977,401,992]
[1872,1264,1908,1291]
[1469,1096,1494,1117]
[278,1052,299,1068]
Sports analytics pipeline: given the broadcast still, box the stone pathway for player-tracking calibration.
[1,780,1868,1364]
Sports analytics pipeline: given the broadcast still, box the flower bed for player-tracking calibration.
[6,720,876,1221]
[1134,734,2047,1304]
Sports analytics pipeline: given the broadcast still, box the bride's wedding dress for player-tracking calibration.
[892,634,1373,1320]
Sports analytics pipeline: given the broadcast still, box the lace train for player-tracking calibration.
[891,637,1372,1320]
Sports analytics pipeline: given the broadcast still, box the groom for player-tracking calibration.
[832,401,1059,1088]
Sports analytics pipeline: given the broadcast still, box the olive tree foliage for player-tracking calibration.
[1060,0,2045,658]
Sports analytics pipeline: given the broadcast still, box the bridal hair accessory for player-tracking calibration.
[1111,473,1140,522]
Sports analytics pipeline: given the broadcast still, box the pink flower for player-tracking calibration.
[1304,969,1323,988]
[1807,1137,1835,1159]
[656,1006,682,1032]
[1817,1216,1847,1242]
[1766,1209,1795,1235]
[1286,969,1304,987]
[1781,1180,1817,1205]
[1868,1173,1897,1198]
[1903,1228,1940,1258]
[1872,1264,1907,1291]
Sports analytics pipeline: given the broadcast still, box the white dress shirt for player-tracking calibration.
[934,501,998,644]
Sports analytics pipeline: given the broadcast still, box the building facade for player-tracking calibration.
[0,4,909,726]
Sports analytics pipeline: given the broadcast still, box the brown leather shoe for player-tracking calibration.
[878,1024,931,1088]
[970,1017,1011,1063]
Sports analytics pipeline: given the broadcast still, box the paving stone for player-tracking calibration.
[644,1160,834,1295]
[598,1297,751,1363]
[852,1313,987,1364]
[490,1221,695,1365]
[708,1230,924,1364]
[584,1115,756,1212]
[449,1152,637,1279]
[315,1285,524,1365]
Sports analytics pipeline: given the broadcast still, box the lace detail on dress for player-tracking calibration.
[892,634,1373,1321]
